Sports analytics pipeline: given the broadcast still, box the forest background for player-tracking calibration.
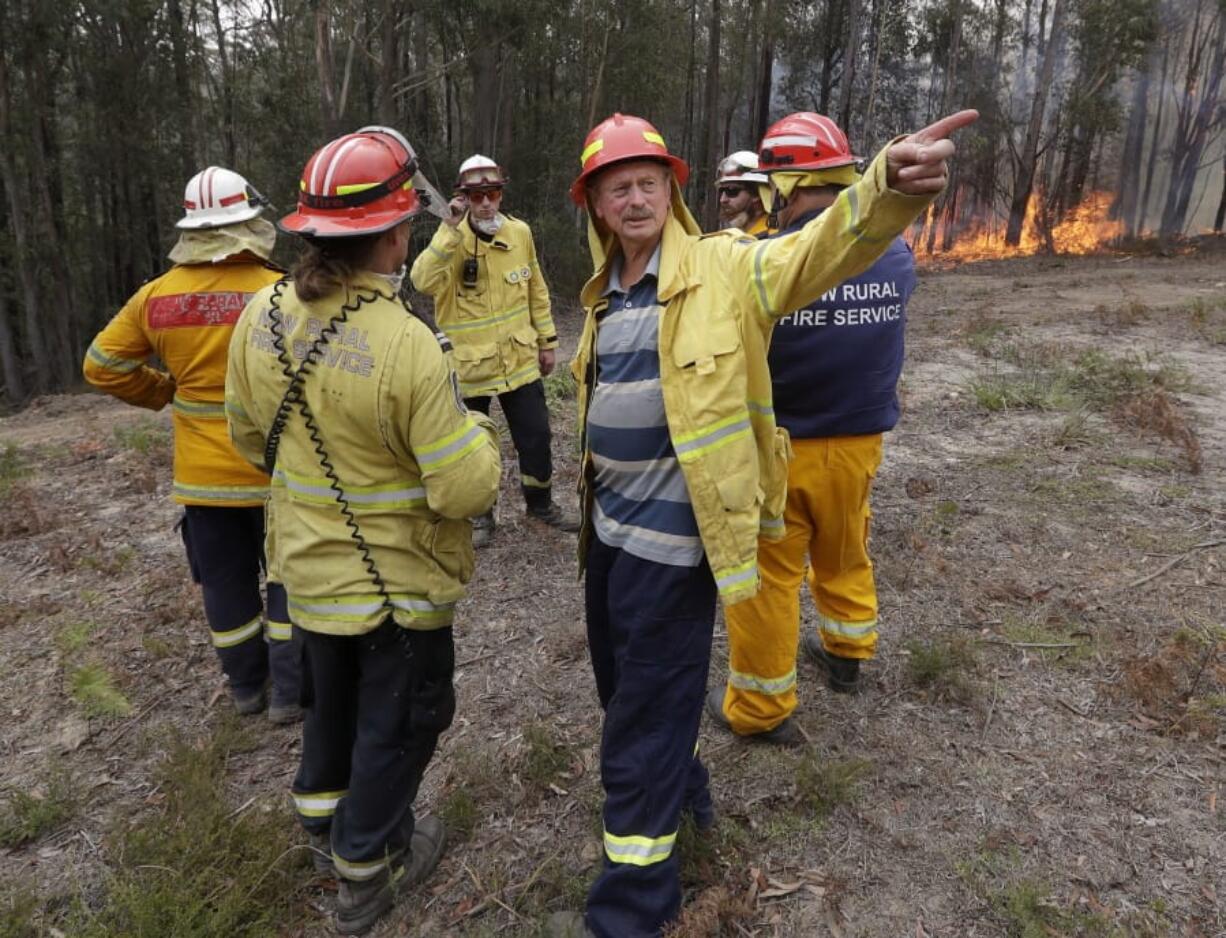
[0,0,1223,407]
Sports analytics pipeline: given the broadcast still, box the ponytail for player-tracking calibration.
[291,234,381,302]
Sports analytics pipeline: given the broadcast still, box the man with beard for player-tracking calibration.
[410,154,578,547]
[714,150,770,236]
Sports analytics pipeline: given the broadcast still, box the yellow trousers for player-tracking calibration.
[722,434,882,734]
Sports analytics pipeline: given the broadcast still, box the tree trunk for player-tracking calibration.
[1139,35,1170,236]
[167,0,197,179]
[210,0,236,164]
[701,0,721,227]
[752,0,775,144]
[377,0,398,124]
[837,0,860,131]
[0,288,24,406]
[1214,151,1226,233]
[1114,64,1150,235]
[314,2,338,138]
[1007,0,1067,246]
[1160,8,1225,236]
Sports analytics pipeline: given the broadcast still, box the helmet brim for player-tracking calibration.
[277,206,419,238]
[175,204,264,230]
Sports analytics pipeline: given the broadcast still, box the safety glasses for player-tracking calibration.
[717,185,749,200]
[466,188,503,203]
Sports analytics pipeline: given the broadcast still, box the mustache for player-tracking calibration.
[623,209,655,221]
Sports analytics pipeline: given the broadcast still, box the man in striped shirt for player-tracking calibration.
[550,108,976,938]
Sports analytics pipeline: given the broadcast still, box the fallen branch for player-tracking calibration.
[1124,538,1225,590]
[980,639,1082,649]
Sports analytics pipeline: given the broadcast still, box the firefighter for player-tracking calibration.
[410,154,579,548]
[83,166,301,723]
[707,113,919,746]
[546,109,976,938]
[225,127,502,935]
[714,150,770,236]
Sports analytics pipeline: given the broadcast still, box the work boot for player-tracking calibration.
[268,699,304,725]
[546,911,597,938]
[231,685,266,716]
[334,816,447,935]
[308,831,335,876]
[472,512,495,549]
[705,685,802,747]
[527,501,580,533]
[802,632,861,694]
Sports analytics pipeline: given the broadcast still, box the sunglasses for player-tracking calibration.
[466,188,503,203]
[718,185,749,199]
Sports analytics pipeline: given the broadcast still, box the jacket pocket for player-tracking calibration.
[451,341,500,386]
[671,314,740,373]
[428,518,475,599]
[510,326,540,351]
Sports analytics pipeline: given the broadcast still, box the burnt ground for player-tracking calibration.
[1,240,1223,937]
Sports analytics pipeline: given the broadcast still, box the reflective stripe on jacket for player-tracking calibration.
[225,271,502,635]
[82,257,281,506]
[409,215,557,397]
[573,145,935,607]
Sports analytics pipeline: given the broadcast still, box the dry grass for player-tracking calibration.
[1117,626,1225,737]
[1115,388,1203,474]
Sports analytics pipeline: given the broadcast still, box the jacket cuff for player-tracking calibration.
[537,334,558,350]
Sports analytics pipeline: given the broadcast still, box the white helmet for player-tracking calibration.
[455,154,508,190]
[715,150,769,186]
[177,166,267,230]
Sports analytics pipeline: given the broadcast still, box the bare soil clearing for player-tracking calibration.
[2,242,1223,937]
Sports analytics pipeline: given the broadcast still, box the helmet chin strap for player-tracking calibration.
[768,190,789,231]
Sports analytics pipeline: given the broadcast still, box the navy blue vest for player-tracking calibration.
[766,208,917,439]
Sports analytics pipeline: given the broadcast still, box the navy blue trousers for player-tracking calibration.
[179,505,297,702]
[292,621,455,880]
[465,378,553,505]
[583,537,717,938]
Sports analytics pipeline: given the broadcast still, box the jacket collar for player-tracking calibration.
[460,213,512,251]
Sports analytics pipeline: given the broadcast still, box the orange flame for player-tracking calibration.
[915,191,1124,266]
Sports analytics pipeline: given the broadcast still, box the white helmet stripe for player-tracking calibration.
[763,133,819,149]
[812,120,838,149]
[310,137,348,195]
[321,138,364,196]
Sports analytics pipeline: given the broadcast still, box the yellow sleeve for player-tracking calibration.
[224,301,269,471]
[386,322,501,519]
[82,286,175,409]
[408,222,464,296]
[526,230,557,349]
[728,143,936,327]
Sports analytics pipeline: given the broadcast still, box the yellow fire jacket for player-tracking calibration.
[574,145,935,607]
[409,214,557,397]
[225,271,502,635]
[82,257,281,506]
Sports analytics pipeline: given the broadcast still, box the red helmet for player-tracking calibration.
[757,112,857,173]
[280,127,421,238]
[570,113,689,206]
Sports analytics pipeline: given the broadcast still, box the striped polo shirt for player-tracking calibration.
[587,245,703,567]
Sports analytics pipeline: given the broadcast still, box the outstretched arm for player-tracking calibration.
[730,109,978,324]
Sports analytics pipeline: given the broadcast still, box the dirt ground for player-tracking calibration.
[1,240,1223,937]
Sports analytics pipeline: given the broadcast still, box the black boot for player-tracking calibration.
[801,632,861,693]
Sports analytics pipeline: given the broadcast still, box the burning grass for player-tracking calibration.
[917,191,1124,267]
